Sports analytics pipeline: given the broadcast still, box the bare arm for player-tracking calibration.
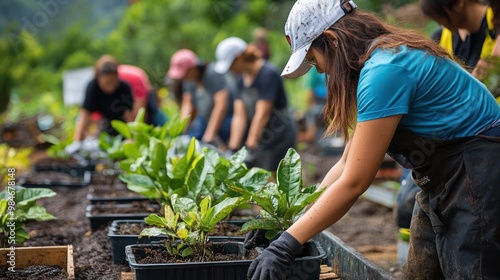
[245,100,273,148]
[202,89,229,142]
[318,141,351,189]
[287,115,401,244]
[180,92,194,125]
[228,100,247,150]
[73,109,91,142]
[129,97,147,121]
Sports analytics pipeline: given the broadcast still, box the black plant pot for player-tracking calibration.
[86,203,158,231]
[108,220,245,265]
[126,240,325,280]
[19,171,91,188]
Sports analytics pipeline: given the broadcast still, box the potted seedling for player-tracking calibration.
[231,148,326,280]
[125,194,254,280]
[0,186,74,279]
[86,111,188,230]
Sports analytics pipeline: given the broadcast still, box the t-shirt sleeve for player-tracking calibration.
[357,64,416,122]
[257,68,281,102]
[205,69,227,95]
[82,80,97,112]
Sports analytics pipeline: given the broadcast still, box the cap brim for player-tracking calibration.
[167,67,186,80]
[214,60,231,74]
[281,43,312,78]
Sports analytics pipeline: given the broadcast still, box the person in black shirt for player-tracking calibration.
[65,55,133,154]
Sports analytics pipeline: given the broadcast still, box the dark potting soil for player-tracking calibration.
[90,173,120,186]
[0,265,67,280]
[90,188,144,199]
[91,201,158,214]
[116,221,149,235]
[136,243,257,264]
[34,157,80,167]
[22,171,85,185]
[212,221,244,237]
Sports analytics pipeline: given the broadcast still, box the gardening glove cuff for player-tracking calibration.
[65,141,82,155]
[247,231,303,280]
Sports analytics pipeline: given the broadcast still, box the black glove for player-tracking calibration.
[244,229,269,249]
[247,231,303,280]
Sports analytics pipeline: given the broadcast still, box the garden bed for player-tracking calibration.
[19,171,91,188]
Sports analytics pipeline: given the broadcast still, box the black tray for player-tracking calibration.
[86,203,158,231]
[19,171,91,188]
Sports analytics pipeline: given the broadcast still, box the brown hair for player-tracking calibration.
[94,54,119,79]
[312,10,452,141]
[240,44,263,62]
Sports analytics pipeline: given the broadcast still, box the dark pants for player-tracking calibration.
[403,139,500,279]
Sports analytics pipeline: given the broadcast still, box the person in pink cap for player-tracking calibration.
[246,0,500,279]
[167,49,232,145]
[118,64,166,126]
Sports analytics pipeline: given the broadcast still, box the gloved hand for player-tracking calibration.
[244,229,269,250]
[64,141,82,155]
[247,231,303,280]
[244,146,257,167]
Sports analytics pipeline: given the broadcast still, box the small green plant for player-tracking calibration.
[235,149,324,240]
[0,144,32,185]
[0,186,56,247]
[139,194,242,260]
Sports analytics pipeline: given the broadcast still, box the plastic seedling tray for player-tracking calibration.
[86,203,158,231]
[19,171,91,188]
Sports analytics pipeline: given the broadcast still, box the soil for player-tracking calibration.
[135,242,257,264]
[3,146,402,279]
[21,171,87,186]
[212,222,244,237]
[90,172,121,186]
[90,201,158,215]
[89,188,145,199]
[0,265,67,280]
[33,157,80,166]
[115,221,149,235]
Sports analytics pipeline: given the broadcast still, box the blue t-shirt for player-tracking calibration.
[357,46,500,139]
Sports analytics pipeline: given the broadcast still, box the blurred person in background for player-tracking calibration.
[299,67,328,143]
[421,0,496,75]
[118,64,167,126]
[167,49,232,146]
[65,55,133,154]
[214,37,296,171]
[252,27,271,60]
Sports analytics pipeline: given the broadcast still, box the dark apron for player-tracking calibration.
[387,126,500,279]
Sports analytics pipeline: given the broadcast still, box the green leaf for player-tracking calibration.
[164,205,178,230]
[265,230,282,240]
[230,147,247,166]
[202,197,241,229]
[226,182,252,196]
[119,173,155,188]
[203,148,219,169]
[15,227,30,243]
[168,117,189,138]
[199,196,211,217]
[251,195,275,216]
[0,199,6,215]
[177,228,188,240]
[123,142,141,159]
[186,157,208,199]
[15,188,56,207]
[241,218,282,231]
[111,120,131,139]
[151,142,167,174]
[135,107,145,123]
[171,194,197,212]
[181,246,193,257]
[128,122,151,134]
[276,149,302,199]
[20,204,55,221]
[139,227,168,238]
[238,168,271,190]
[144,214,168,228]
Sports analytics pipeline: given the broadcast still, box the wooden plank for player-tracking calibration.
[0,245,74,279]
[321,264,333,273]
[319,272,340,279]
[121,271,135,280]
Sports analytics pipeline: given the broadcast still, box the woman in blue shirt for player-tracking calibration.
[247,0,500,279]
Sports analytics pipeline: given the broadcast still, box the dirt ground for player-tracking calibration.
[6,148,402,280]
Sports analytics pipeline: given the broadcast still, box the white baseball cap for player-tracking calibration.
[281,0,357,78]
[214,37,248,74]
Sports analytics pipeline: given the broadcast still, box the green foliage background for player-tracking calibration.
[0,0,429,125]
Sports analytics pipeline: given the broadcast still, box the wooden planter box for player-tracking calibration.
[0,245,75,279]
